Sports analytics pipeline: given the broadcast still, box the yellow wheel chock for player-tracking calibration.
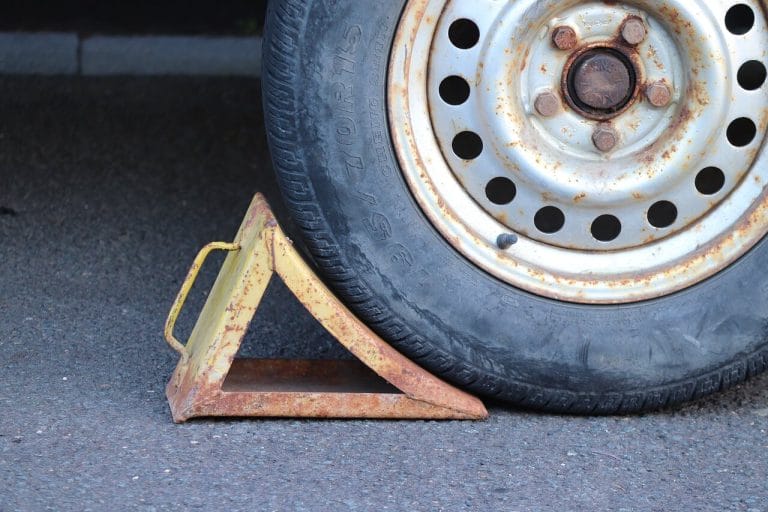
[163,194,488,422]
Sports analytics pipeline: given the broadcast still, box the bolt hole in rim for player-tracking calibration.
[486,177,517,205]
[439,75,471,105]
[448,18,480,49]
[726,3,756,34]
[452,131,483,159]
[389,0,768,303]
[535,206,566,234]
[738,60,768,90]
[591,214,623,243]
[696,167,727,195]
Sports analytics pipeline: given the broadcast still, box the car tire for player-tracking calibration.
[262,0,768,413]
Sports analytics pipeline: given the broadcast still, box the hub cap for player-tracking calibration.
[567,48,636,116]
[389,0,768,303]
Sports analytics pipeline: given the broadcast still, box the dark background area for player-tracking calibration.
[0,1,268,34]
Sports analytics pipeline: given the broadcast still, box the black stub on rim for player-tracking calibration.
[566,48,637,119]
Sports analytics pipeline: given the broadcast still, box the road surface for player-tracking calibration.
[1,77,767,511]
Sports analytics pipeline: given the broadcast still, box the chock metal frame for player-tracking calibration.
[163,194,488,422]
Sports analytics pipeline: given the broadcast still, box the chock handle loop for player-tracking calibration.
[164,242,240,357]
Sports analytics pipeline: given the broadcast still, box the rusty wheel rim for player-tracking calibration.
[389,0,768,303]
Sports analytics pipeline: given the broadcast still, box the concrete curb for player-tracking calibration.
[0,33,79,75]
[0,33,262,76]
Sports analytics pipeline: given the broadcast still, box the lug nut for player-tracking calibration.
[621,17,647,46]
[552,26,578,51]
[645,81,672,108]
[534,91,560,117]
[593,124,618,152]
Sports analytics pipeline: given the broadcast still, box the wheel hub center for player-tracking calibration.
[567,49,636,114]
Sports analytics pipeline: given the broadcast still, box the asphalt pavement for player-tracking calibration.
[1,77,767,511]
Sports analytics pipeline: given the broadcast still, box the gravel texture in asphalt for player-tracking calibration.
[1,77,767,511]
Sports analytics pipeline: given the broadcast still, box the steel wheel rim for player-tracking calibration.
[389,0,768,303]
